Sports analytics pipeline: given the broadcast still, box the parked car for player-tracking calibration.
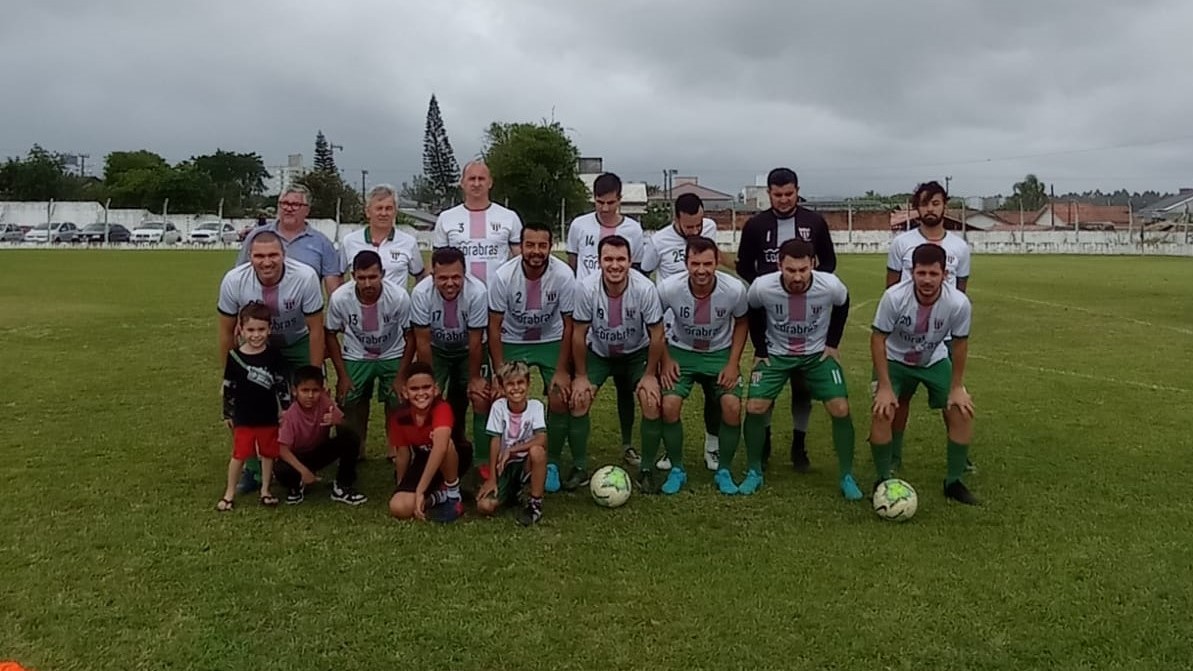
[24,222,79,243]
[0,223,25,242]
[189,220,238,244]
[78,223,132,243]
[131,221,182,244]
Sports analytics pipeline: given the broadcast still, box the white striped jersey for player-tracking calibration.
[573,272,663,357]
[431,203,523,284]
[488,256,576,344]
[747,271,849,357]
[325,280,412,361]
[410,274,488,351]
[887,228,971,287]
[485,398,547,464]
[565,212,645,280]
[873,279,971,367]
[217,259,323,346]
[339,227,425,289]
[640,219,718,280]
[657,271,748,353]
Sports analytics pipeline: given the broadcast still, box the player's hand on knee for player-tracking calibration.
[872,386,898,420]
[947,386,974,418]
[660,360,680,389]
[717,367,739,391]
[636,374,661,406]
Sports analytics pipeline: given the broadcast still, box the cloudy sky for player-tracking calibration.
[2,0,1191,199]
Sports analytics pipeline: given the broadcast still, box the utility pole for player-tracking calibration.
[361,169,369,208]
[78,153,90,178]
[944,175,952,195]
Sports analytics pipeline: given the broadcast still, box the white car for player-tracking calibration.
[189,221,238,244]
[131,221,182,244]
[24,222,79,243]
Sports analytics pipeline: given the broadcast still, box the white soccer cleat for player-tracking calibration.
[704,433,720,471]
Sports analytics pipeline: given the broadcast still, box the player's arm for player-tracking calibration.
[885,269,902,288]
[641,321,665,395]
[217,314,237,367]
[487,311,504,372]
[305,312,325,365]
[467,328,485,379]
[824,292,850,358]
[323,275,343,295]
[813,218,837,273]
[566,253,578,272]
[571,321,590,378]
[552,314,574,401]
[950,338,969,390]
[727,314,749,377]
[414,326,433,364]
[399,329,416,385]
[417,426,454,496]
[220,356,237,422]
[956,277,969,293]
[325,328,350,399]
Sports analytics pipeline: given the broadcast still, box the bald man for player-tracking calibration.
[432,161,524,285]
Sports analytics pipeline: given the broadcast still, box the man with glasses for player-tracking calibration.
[237,185,343,295]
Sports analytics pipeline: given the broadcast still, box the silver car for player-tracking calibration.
[188,220,238,244]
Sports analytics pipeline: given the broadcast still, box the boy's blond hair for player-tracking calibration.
[496,360,531,386]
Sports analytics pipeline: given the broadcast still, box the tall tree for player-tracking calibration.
[1004,174,1048,211]
[0,145,86,201]
[313,130,338,174]
[483,120,589,233]
[295,170,362,223]
[422,95,460,205]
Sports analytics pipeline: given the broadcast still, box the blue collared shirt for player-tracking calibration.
[236,222,342,278]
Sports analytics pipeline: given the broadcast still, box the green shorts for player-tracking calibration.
[888,358,952,410]
[748,353,847,402]
[585,347,648,389]
[432,347,490,396]
[664,347,742,399]
[276,334,311,372]
[343,358,401,408]
[501,341,562,393]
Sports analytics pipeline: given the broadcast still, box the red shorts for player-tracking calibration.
[233,426,280,460]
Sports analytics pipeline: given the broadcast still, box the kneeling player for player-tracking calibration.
[870,243,978,504]
[743,240,862,500]
[387,362,470,522]
[476,361,548,525]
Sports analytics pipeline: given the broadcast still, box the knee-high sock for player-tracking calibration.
[744,413,768,473]
[547,411,570,466]
[870,441,893,481]
[718,420,741,471]
[831,414,856,477]
[891,430,905,466]
[472,411,490,463]
[946,440,969,484]
[640,417,663,473]
[662,420,684,466]
[569,414,590,470]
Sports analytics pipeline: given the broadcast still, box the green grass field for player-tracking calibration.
[1,250,1191,670]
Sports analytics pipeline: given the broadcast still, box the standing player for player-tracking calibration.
[571,235,666,492]
[411,247,491,468]
[742,240,862,500]
[431,160,523,284]
[656,237,749,495]
[566,172,647,467]
[237,184,342,296]
[325,250,415,460]
[885,180,974,473]
[339,185,425,290]
[640,193,722,472]
[736,168,837,474]
[870,244,977,504]
[488,220,577,494]
[387,362,467,522]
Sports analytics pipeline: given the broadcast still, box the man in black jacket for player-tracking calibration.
[735,168,837,472]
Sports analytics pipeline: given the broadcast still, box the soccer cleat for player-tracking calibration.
[545,464,561,493]
[655,454,672,470]
[330,482,368,506]
[943,480,980,506]
[285,485,305,505]
[660,466,687,495]
[737,469,764,496]
[791,432,811,473]
[636,470,659,495]
[714,468,738,495]
[623,446,642,467]
[236,470,260,495]
[563,467,591,492]
[517,499,543,526]
[840,474,863,501]
[428,498,464,523]
[704,434,720,471]
[965,458,978,473]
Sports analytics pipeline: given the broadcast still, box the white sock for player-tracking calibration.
[704,433,720,453]
[445,479,460,500]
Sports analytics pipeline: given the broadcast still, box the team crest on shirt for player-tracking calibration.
[798,227,811,240]
[545,290,557,302]
[935,318,945,330]
[812,305,822,316]
[490,222,502,233]
[626,308,637,319]
[716,307,727,318]
[284,298,296,310]
[390,250,402,261]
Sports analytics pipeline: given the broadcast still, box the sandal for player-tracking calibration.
[259,494,279,507]
[216,498,234,512]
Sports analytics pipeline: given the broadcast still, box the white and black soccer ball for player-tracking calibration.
[872,478,918,522]
[590,465,633,508]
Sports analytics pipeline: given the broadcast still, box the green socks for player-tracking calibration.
[946,439,969,484]
[472,411,490,463]
[662,420,684,465]
[569,414,590,470]
[718,420,740,471]
[870,441,893,480]
[743,412,768,472]
[831,415,856,477]
[891,430,905,468]
[640,417,663,473]
[547,411,570,466]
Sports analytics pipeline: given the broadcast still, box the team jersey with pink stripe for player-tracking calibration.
[565,212,646,280]
[657,271,748,353]
[640,219,719,280]
[325,280,412,360]
[573,272,664,357]
[872,279,971,367]
[747,271,849,357]
[485,398,547,464]
[217,259,323,345]
[431,203,523,284]
[488,256,576,344]
[410,274,488,351]
[887,228,971,287]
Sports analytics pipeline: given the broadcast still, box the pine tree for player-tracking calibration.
[422,95,460,205]
[313,130,337,174]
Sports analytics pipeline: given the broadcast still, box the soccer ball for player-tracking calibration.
[872,478,918,522]
[589,465,633,508]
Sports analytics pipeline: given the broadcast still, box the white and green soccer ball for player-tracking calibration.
[590,465,633,508]
[872,478,918,522]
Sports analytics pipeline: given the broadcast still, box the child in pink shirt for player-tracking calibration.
[276,366,367,505]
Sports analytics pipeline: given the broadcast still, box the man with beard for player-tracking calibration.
[325,250,415,460]
[431,160,523,284]
[736,168,836,474]
[884,180,973,474]
[570,235,666,493]
[870,243,977,504]
[488,221,577,494]
[640,193,722,472]
[743,240,861,500]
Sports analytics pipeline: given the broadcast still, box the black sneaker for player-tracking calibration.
[563,467,590,492]
[636,470,659,495]
[790,431,811,473]
[330,482,368,506]
[943,480,980,506]
[285,485,305,505]
[517,499,542,526]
